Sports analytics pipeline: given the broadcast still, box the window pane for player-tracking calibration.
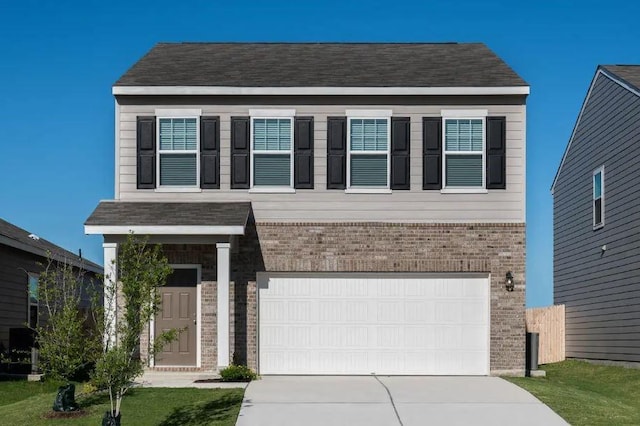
[594,172,602,199]
[446,155,483,187]
[445,119,483,152]
[254,154,291,186]
[159,118,197,151]
[160,153,197,186]
[351,154,388,187]
[350,119,387,151]
[29,305,38,328]
[253,119,291,151]
[29,276,38,304]
[594,198,602,225]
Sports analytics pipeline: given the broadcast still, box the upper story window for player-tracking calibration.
[593,166,604,229]
[158,117,199,187]
[28,274,38,328]
[251,117,293,187]
[443,118,485,188]
[348,118,390,188]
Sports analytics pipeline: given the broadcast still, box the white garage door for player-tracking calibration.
[258,275,489,375]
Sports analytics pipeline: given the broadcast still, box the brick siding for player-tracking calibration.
[144,221,525,374]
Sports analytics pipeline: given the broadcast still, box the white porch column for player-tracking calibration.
[216,242,231,368]
[103,242,118,347]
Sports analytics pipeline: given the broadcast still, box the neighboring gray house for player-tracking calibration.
[85,42,529,375]
[0,218,102,349]
[553,65,640,363]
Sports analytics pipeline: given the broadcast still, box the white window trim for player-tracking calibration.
[154,108,202,117]
[442,116,487,192]
[346,116,392,192]
[593,165,605,229]
[156,115,201,189]
[250,115,295,190]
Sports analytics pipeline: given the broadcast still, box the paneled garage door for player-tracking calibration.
[258,275,490,375]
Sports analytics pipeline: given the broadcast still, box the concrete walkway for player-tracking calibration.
[236,376,568,426]
[138,371,247,389]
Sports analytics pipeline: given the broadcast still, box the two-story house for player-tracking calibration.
[85,42,529,376]
[553,65,640,364]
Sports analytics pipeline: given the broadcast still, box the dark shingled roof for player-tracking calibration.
[85,201,251,227]
[601,65,640,92]
[115,42,527,88]
[0,218,102,272]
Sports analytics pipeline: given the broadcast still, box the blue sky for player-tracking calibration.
[1,0,639,307]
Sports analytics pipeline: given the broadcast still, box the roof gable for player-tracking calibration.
[551,66,640,192]
[114,42,528,89]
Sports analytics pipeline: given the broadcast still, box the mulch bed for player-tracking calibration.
[43,410,88,419]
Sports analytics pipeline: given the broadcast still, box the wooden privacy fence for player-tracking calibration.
[525,305,565,364]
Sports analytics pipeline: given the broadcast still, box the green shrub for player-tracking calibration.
[219,364,257,382]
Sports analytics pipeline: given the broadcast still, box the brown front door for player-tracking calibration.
[154,268,197,366]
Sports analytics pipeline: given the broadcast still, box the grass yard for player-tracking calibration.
[0,382,244,426]
[0,378,64,407]
[506,360,640,426]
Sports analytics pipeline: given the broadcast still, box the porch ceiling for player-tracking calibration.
[84,201,250,235]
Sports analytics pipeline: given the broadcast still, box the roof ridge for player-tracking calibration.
[155,41,474,45]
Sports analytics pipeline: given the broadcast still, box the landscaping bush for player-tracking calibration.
[219,365,257,382]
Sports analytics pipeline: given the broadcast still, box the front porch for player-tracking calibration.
[85,201,253,372]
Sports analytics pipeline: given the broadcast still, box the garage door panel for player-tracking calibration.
[377,301,404,322]
[259,276,489,375]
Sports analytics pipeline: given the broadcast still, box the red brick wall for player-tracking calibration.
[146,221,526,374]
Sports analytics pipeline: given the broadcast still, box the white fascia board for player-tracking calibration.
[551,68,640,192]
[113,86,530,96]
[84,225,245,235]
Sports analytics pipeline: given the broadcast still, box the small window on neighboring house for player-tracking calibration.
[593,166,604,228]
[444,118,484,188]
[252,118,293,187]
[158,117,199,187]
[348,118,390,188]
[28,275,38,328]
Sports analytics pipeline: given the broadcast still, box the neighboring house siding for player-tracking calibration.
[0,245,40,347]
[116,96,526,223]
[554,73,640,362]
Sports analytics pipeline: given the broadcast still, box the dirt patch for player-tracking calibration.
[193,378,251,383]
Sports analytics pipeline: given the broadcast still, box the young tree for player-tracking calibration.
[93,234,177,425]
[32,254,102,412]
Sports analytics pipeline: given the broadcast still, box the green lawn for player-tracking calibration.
[0,378,64,407]
[506,360,640,426]
[0,382,244,426]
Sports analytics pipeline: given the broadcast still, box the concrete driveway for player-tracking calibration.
[236,376,568,426]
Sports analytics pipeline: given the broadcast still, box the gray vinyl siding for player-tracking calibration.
[554,72,640,362]
[115,95,526,223]
[0,245,39,347]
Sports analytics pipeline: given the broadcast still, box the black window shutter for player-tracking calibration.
[391,117,411,190]
[231,117,250,189]
[200,116,220,189]
[422,117,442,190]
[137,116,156,189]
[294,116,314,189]
[326,117,346,189]
[486,116,506,189]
